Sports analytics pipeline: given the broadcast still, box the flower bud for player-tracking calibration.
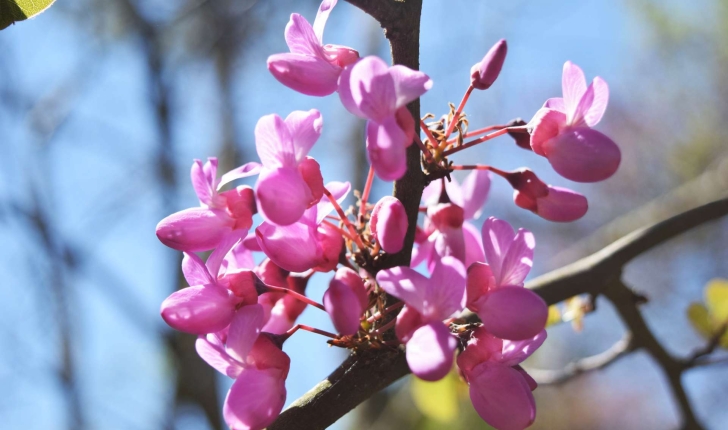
[323,44,360,68]
[505,118,531,150]
[370,196,408,254]
[504,168,588,222]
[323,268,367,335]
[470,39,507,90]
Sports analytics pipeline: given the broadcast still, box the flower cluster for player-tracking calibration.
[155,1,621,429]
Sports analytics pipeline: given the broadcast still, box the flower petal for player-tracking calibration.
[465,262,495,312]
[467,361,536,430]
[389,65,432,109]
[584,76,609,127]
[460,170,491,220]
[478,287,548,340]
[206,232,244,280]
[376,266,430,315]
[499,228,535,287]
[528,108,566,156]
[223,368,287,430]
[543,97,565,112]
[182,252,214,286]
[285,13,324,56]
[255,114,295,168]
[536,186,588,222]
[256,222,322,273]
[315,181,351,225]
[256,167,312,226]
[501,330,548,366]
[161,285,235,334]
[313,0,337,42]
[324,278,364,335]
[339,56,396,121]
[268,53,340,97]
[286,109,323,163]
[217,162,262,190]
[195,335,244,378]
[156,207,234,252]
[481,217,516,286]
[542,127,621,183]
[426,256,467,320]
[225,304,265,363]
[191,159,214,206]
[366,117,408,181]
[562,61,587,119]
[407,322,457,381]
[463,221,485,269]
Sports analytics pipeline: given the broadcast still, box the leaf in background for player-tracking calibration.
[687,302,713,340]
[0,0,56,31]
[411,371,461,423]
[705,278,728,322]
[546,305,562,327]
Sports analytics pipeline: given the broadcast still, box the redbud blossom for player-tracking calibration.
[470,39,507,90]
[457,327,545,430]
[370,196,408,254]
[504,168,588,222]
[267,0,359,96]
[323,268,368,335]
[529,61,620,183]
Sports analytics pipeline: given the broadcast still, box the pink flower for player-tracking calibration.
[156,158,257,252]
[466,218,548,341]
[376,256,466,381]
[267,0,359,96]
[413,170,491,271]
[471,39,507,90]
[528,61,620,183]
[261,274,311,334]
[255,181,349,273]
[338,56,432,180]
[323,267,368,335]
[195,306,290,430]
[504,168,588,222]
[370,196,408,254]
[457,326,545,430]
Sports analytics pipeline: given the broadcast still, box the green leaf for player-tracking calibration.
[705,278,728,323]
[1,0,56,30]
[411,372,461,423]
[687,302,713,340]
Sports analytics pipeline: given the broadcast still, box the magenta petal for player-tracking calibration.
[314,180,351,224]
[196,335,244,379]
[389,64,432,108]
[543,97,565,112]
[286,109,323,163]
[313,0,337,42]
[427,256,467,320]
[536,186,588,222]
[191,159,213,205]
[501,330,548,366]
[206,232,245,279]
[285,13,323,56]
[223,368,287,430]
[499,229,535,287]
[460,170,491,220]
[161,285,235,334]
[584,76,609,127]
[268,53,340,97]
[182,252,214,286]
[324,279,364,335]
[225,304,265,363]
[156,207,234,252]
[481,217,516,285]
[370,196,408,254]
[407,322,457,381]
[395,305,424,342]
[528,108,566,156]
[468,362,536,430]
[542,127,620,183]
[256,222,321,273]
[256,167,312,226]
[570,80,595,127]
[255,113,295,168]
[218,162,262,190]
[366,117,408,181]
[562,61,587,117]
[339,56,395,121]
[516,365,539,391]
[478,287,548,341]
[463,221,485,269]
[465,262,495,312]
[376,266,430,315]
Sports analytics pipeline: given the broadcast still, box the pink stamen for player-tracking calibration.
[285,324,339,340]
[264,285,326,311]
[359,166,375,220]
[323,187,367,250]
[366,301,405,323]
[446,124,508,146]
[420,119,441,150]
[443,84,475,140]
[414,135,434,161]
[441,128,509,157]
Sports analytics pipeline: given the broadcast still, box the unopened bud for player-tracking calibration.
[470,39,507,90]
[504,168,588,222]
[506,118,531,150]
[370,196,408,254]
[323,268,368,335]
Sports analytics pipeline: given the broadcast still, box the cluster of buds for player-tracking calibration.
[154,1,621,429]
